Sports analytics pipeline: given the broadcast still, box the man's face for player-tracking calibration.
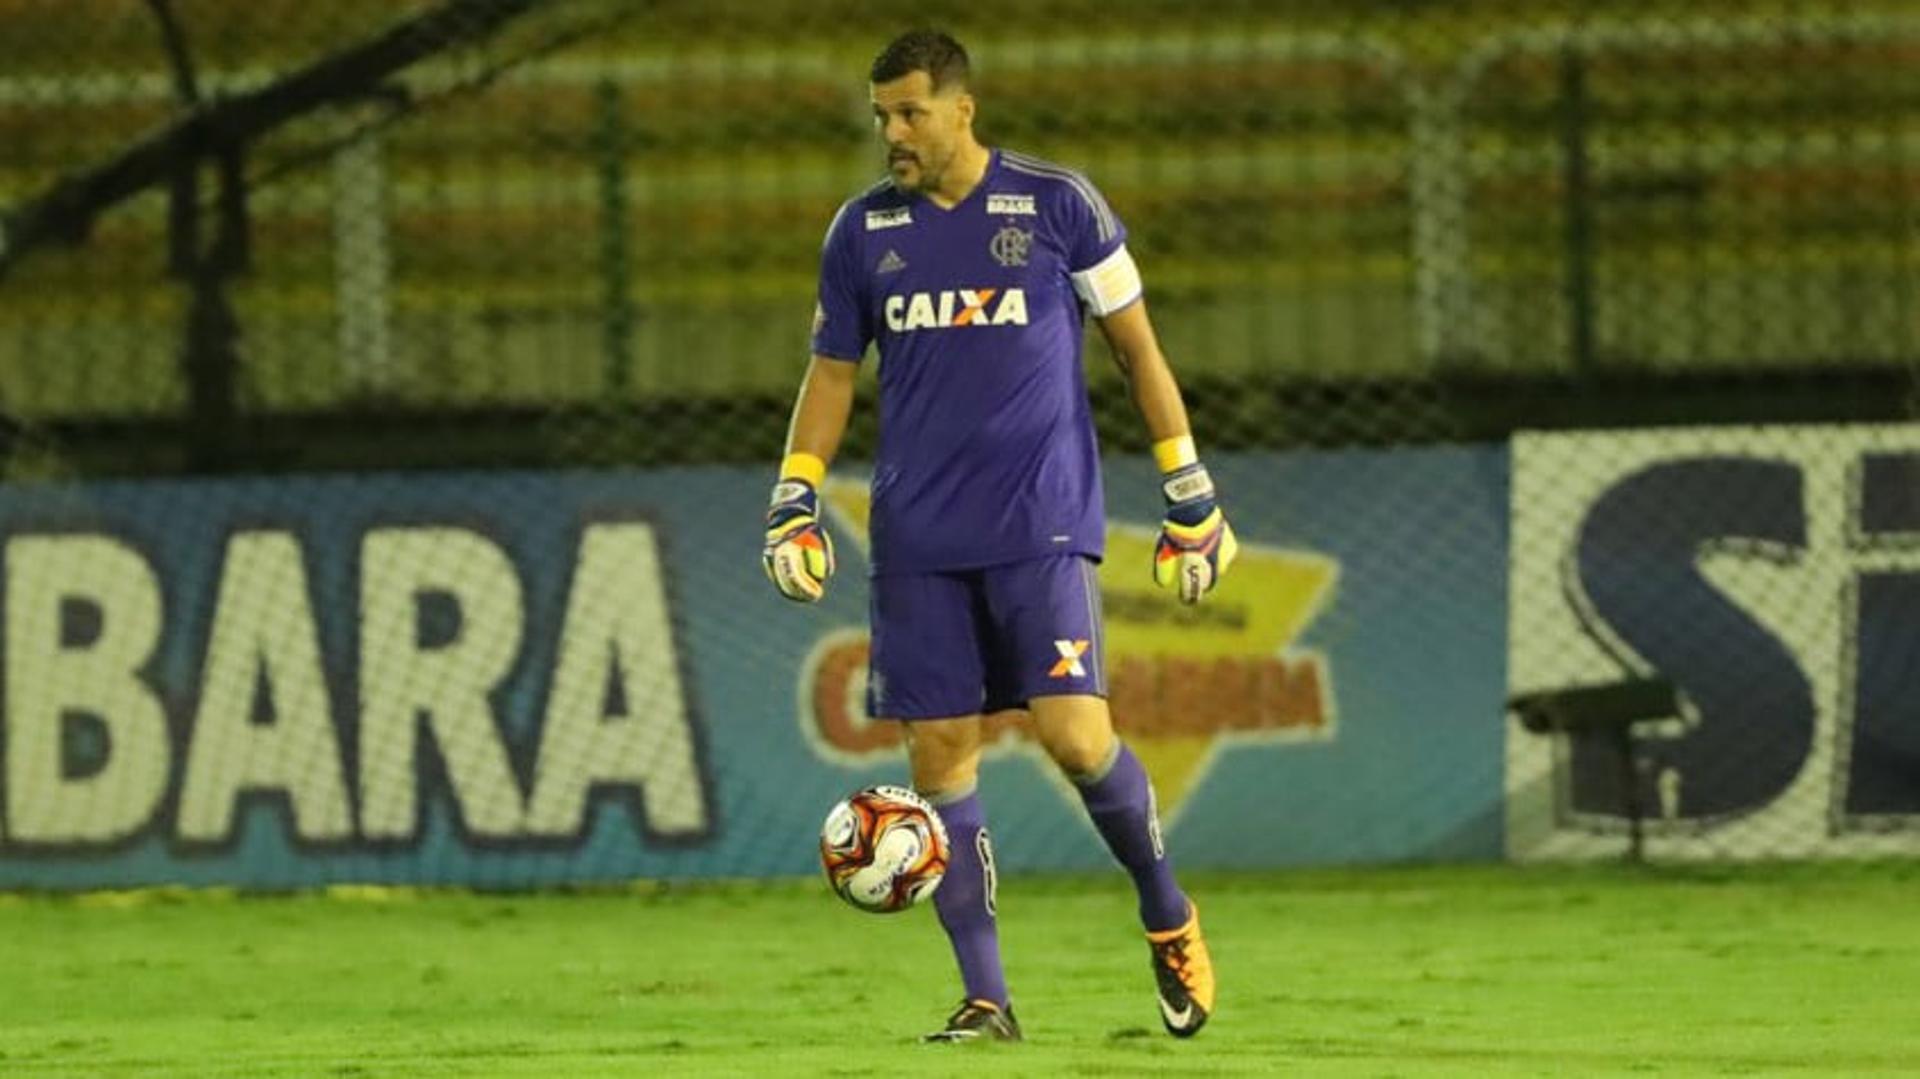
[870,70,971,193]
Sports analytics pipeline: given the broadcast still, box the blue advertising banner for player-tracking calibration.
[0,448,1508,890]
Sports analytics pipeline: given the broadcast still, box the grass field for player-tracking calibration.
[2,862,1916,1076]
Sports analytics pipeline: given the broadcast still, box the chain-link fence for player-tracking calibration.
[0,0,1915,880]
[9,1,1910,467]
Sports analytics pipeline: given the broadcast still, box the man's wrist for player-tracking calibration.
[780,451,827,487]
[1151,434,1197,474]
[1160,463,1215,507]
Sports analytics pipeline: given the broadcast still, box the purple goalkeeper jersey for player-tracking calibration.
[810,149,1128,576]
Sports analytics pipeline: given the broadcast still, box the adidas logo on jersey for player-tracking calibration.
[884,288,1029,331]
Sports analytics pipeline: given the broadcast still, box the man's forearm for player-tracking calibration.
[782,357,858,481]
[1120,346,1197,464]
[1099,299,1193,449]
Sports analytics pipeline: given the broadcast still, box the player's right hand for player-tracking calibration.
[764,478,835,603]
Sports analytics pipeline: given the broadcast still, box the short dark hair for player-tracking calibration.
[870,29,970,92]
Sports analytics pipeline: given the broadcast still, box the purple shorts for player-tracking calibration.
[868,555,1107,720]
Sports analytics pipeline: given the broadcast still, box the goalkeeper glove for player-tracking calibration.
[1154,461,1238,604]
[764,477,835,603]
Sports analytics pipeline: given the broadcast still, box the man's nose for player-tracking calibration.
[883,115,911,146]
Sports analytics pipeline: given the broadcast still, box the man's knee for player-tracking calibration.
[1030,697,1117,777]
[901,715,983,797]
[1041,726,1115,777]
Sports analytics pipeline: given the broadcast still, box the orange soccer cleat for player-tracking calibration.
[1146,902,1215,1037]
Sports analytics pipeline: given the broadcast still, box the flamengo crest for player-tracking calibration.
[990,226,1031,268]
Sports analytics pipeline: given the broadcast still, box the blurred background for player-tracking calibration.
[0,0,1915,885]
[5,0,1913,473]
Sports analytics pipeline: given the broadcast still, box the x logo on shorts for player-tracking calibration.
[1049,638,1090,678]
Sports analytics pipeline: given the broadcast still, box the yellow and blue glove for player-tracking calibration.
[764,470,835,604]
[1153,439,1238,605]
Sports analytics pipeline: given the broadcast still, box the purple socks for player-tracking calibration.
[928,790,1009,1008]
[1075,741,1190,932]
[925,742,1186,1007]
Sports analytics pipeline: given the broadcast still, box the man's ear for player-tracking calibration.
[956,92,976,128]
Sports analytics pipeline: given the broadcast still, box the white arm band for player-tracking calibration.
[1070,244,1143,317]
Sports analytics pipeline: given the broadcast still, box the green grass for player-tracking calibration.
[1,862,1917,1076]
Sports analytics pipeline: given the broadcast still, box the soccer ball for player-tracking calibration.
[819,785,950,914]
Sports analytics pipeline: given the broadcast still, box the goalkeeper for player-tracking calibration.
[764,29,1234,1044]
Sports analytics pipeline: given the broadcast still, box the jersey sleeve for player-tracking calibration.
[809,200,870,361]
[1055,173,1142,317]
[1056,172,1128,274]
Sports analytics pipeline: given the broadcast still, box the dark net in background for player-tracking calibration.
[0,0,1915,868]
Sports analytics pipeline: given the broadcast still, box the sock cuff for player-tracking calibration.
[922,782,978,808]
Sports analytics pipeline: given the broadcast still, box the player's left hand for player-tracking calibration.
[764,478,836,603]
[1154,463,1238,604]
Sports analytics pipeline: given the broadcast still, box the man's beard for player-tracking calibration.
[891,150,939,192]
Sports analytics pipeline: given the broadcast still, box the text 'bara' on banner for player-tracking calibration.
[0,448,1509,890]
